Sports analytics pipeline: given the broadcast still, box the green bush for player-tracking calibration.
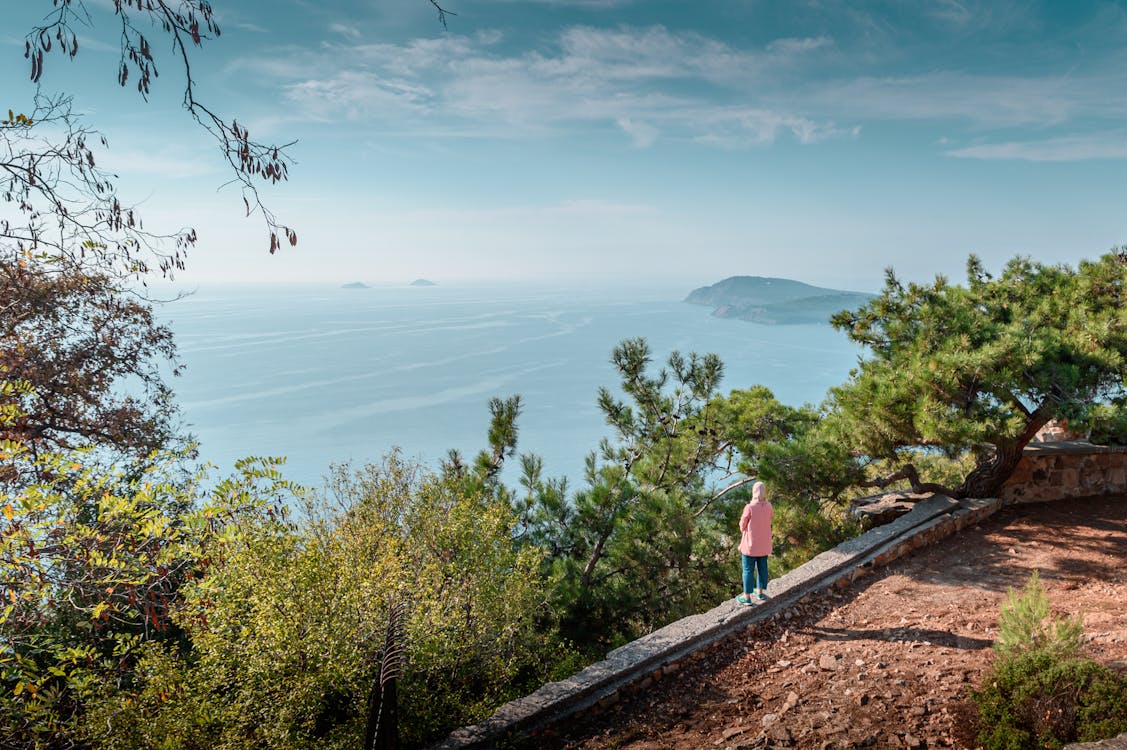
[144,454,564,750]
[970,572,1127,749]
[972,651,1127,750]
[993,571,1083,661]
[769,496,860,577]
[1082,401,1127,446]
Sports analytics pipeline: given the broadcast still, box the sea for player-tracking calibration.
[158,282,865,491]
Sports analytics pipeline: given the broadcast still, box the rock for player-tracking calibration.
[761,713,778,727]
[722,726,747,740]
[1065,731,1127,749]
[819,654,839,671]
[765,723,794,746]
[782,691,799,712]
[849,492,933,526]
[904,734,922,748]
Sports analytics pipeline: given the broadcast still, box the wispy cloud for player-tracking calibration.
[811,70,1127,128]
[616,117,658,148]
[946,134,1127,161]
[766,36,833,55]
[227,14,1127,154]
[328,22,363,41]
[237,24,847,148]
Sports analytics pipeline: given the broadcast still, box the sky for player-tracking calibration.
[5,0,1127,291]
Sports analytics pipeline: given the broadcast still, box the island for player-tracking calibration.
[409,278,437,287]
[340,281,370,289]
[685,276,874,325]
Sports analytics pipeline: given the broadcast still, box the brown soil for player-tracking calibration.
[540,495,1127,750]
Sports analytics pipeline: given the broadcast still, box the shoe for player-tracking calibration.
[756,591,767,600]
[736,594,755,606]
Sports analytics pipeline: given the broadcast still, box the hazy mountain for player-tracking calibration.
[685,276,874,325]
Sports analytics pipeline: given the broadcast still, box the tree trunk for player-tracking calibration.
[954,410,1052,499]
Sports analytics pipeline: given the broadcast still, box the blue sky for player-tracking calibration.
[5,0,1127,290]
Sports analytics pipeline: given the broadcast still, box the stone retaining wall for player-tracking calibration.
[432,495,1003,749]
[1001,441,1127,503]
[433,442,1125,749]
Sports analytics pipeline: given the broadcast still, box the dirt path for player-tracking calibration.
[540,495,1127,750]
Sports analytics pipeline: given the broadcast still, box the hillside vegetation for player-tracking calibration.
[7,251,1127,748]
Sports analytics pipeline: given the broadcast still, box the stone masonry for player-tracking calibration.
[432,443,1127,749]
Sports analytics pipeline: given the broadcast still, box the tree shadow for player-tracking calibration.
[891,496,1127,595]
[799,624,993,650]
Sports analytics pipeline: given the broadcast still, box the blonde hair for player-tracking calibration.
[751,481,766,502]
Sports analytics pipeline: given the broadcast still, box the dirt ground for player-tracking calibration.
[539,495,1127,750]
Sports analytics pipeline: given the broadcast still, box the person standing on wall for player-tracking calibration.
[736,481,773,605]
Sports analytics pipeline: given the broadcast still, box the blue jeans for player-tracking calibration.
[742,554,769,593]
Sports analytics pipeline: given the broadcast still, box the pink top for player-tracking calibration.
[739,499,773,557]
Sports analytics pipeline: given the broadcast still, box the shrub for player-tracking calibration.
[1082,401,1127,446]
[123,454,567,750]
[993,571,1082,661]
[969,571,1127,749]
[972,651,1127,750]
[769,496,860,577]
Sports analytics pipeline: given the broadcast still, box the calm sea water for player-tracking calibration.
[159,283,863,489]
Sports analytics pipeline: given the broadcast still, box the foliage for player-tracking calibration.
[1080,400,1127,446]
[969,572,1127,749]
[1,430,561,749]
[100,453,563,750]
[0,450,206,748]
[769,496,860,576]
[507,338,740,652]
[1,261,184,489]
[860,449,976,497]
[8,3,297,276]
[994,571,1083,661]
[501,343,880,654]
[709,386,863,504]
[830,250,1127,498]
[972,651,1127,749]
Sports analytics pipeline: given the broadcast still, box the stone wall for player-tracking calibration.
[432,496,1002,749]
[1001,441,1127,504]
[432,442,1127,749]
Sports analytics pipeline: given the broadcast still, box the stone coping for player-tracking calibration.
[432,494,974,749]
[1024,440,1127,455]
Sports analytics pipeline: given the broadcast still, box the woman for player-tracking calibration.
[736,481,773,605]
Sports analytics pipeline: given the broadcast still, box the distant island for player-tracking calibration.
[685,276,874,325]
[341,281,369,289]
[409,278,437,287]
